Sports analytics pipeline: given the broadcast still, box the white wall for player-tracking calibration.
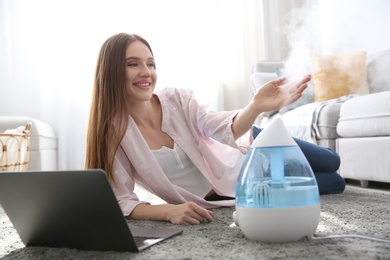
[319,0,390,55]
[283,0,390,77]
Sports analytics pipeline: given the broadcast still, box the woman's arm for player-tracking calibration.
[231,75,311,140]
[129,201,214,225]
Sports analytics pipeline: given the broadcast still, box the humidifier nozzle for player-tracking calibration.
[251,117,296,148]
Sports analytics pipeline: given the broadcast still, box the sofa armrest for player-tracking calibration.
[0,116,58,170]
[337,91,390,138]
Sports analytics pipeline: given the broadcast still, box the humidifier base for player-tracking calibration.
[235,204,320,242]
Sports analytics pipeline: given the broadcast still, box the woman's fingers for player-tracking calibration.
[286,75,311,94]
[297,74,312,84]
[170,202,213,225]
[188,203,213,223]
[192,205,213,222]
[271,76,287,87]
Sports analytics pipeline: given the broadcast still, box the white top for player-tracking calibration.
[152,143,213,198]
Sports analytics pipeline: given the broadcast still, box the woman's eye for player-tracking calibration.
[148,63,156,68]
[127,63,138,67]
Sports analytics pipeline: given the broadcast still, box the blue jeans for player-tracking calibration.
[252,126,345,195]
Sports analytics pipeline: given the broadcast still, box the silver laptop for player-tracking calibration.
[0,170,183,252]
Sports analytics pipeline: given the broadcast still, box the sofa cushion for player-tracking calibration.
[282,101,342,141]
[337,91,390,137]
[311,51,369,102]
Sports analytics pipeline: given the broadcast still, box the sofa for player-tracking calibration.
[337,91,390,187]
[252,49,390,187]
[0,116,58,171]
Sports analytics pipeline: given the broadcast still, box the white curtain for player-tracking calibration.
[217,0,303,110]
[0,0,300,170]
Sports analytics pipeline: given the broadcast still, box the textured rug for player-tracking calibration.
[1,184,390,260]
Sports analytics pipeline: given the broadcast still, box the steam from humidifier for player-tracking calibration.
[234,118,321,242]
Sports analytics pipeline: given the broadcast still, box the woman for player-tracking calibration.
[85,33,345,225]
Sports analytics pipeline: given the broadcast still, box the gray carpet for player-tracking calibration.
[1,184,390,260]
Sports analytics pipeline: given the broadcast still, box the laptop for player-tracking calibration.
[0,169,183,252]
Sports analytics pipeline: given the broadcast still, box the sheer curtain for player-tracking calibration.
[217,0,303,110]
[0,0,299,170]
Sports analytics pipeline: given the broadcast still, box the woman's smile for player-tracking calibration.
[133,80,152,90]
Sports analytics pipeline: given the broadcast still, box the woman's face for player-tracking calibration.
[124,40,157,103]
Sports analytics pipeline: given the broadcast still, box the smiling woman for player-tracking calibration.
[84,32,319,226]
[0,0,295,170]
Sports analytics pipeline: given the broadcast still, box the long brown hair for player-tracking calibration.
[85,33,154,182]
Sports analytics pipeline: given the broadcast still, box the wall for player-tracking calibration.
[319,0,390,55]
[283,0,390,77]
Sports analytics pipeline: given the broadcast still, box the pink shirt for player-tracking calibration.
[112,87,253,216]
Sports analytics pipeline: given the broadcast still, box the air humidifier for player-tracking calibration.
[234,118,320,242]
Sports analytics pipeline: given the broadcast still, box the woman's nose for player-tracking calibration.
[139,64,151,77]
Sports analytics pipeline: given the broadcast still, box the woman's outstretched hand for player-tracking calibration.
[252,74,311,113]
[231,74,311,140]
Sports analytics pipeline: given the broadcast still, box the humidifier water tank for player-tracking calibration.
[235,118,320,242]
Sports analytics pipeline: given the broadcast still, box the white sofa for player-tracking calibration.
[253,49,390,187]
[0,116,58,171]
[337,91,390,187]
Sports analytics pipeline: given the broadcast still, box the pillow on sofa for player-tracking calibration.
[311,52,369,102]
[366,49,390,93]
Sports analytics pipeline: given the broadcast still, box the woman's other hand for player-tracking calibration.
[129,201,213,225]
[165,202,213,225]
